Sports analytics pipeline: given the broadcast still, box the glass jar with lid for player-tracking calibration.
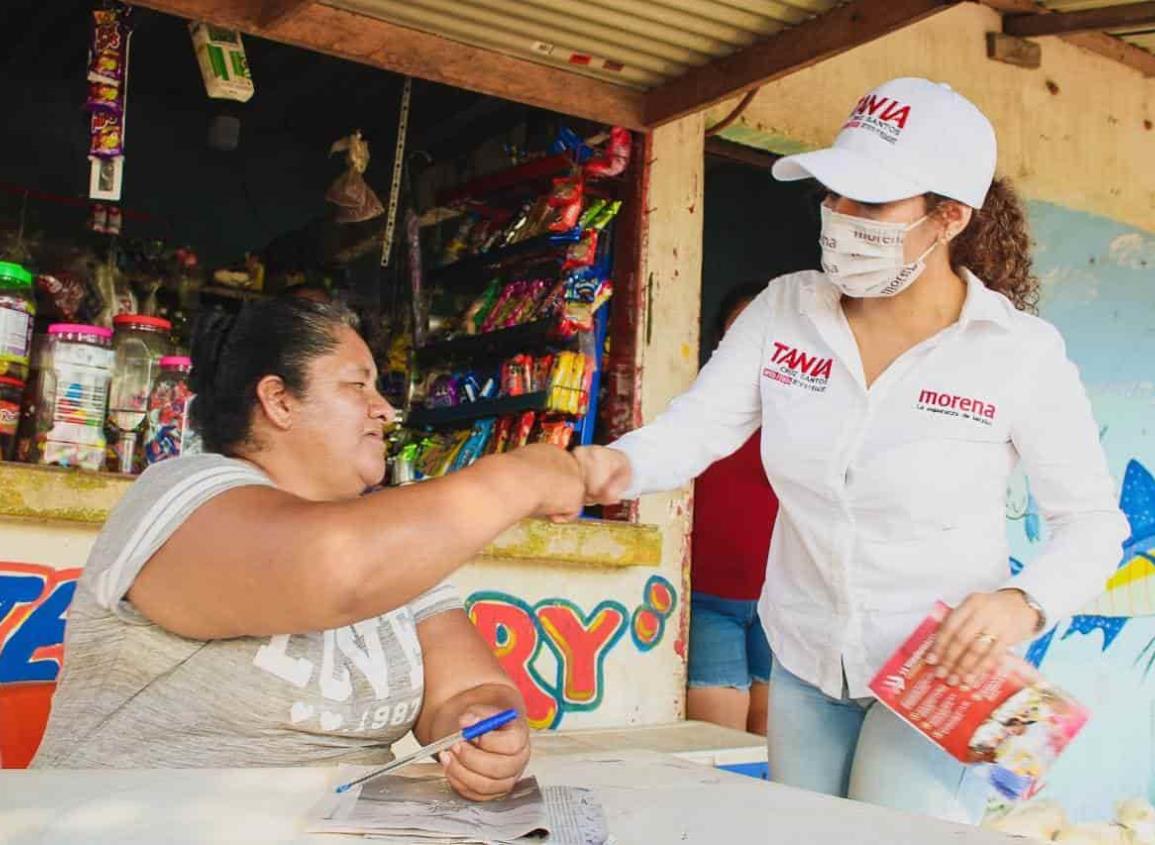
[34,324,114,470]
[108,314,172,473]
[144,355,194,465]
[0,375,23,460]
[0,261,35,383]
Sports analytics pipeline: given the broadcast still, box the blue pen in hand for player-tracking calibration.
[334,708,520,794]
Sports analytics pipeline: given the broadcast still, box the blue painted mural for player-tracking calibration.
[1007,203,1155,818]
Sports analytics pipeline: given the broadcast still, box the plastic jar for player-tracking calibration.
[108,315,172,473]
[144,355,193,465]
[0,261,35,383]
[34,324,114,470]
[0,375,23,460]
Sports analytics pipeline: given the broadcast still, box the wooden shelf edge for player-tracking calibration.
[0,463,662,570]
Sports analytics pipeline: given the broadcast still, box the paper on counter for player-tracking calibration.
[309,769,607,844]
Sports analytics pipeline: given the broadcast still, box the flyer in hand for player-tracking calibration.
[869,602,1089,800]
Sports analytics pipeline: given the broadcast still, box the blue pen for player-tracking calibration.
[334,708,520,794]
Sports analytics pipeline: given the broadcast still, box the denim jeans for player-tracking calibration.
[687,592,772,690]
[766,654,991,824]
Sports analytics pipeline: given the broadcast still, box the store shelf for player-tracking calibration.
[0,462,133,524]
[415,318,563,366]
[429,229,581,286]
[406,391,551,429]
[436,153,574,208]
[0,462,661,569]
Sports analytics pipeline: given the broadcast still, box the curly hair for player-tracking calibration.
[928,177,1039,313]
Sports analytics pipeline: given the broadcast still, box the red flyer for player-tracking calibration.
[869,602,1089,800]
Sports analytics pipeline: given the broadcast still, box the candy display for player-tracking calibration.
[0,262,36,382]
[189,21,255,103]
[86,5,131,203]
[144,355,193,465]
[870,602,1089,801]
[390,411,576,484]
[33,324,115,471]
[107,315,172,472]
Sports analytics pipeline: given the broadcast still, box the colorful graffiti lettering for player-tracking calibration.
[0,562,81,768]
[467,577,677,730]
[0,563,80,684]
[631,575,677,652]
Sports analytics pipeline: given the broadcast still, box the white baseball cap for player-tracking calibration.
[772,77,997,209]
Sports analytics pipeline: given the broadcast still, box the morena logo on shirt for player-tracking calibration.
[763,341,833,394]
[842,94,912,145]
[916,388,997,426]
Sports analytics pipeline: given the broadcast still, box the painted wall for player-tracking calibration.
[0,516,678,767]
[1004,204,1155,819]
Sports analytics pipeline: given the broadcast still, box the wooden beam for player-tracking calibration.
[1005,2,1155,38]
[986,31,1042,68]
[643,0,961,128]
[126,0,647,129]
[981,0,1155,77]
[257,0,314,29]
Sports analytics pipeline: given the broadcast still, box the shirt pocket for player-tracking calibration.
[849,431,1014,541]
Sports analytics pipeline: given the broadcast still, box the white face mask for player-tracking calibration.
[819,204,940,298]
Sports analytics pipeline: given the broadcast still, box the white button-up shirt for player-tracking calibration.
[612,269,1128,699]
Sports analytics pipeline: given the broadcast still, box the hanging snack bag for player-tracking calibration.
[189,21,255,103]
[583,127,632,179]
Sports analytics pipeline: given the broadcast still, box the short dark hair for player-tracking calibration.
[715,281,768,337]
[189,298,359,455]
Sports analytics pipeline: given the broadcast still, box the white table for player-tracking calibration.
[0,749,1016,844]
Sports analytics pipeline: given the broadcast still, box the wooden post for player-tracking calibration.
[631,114,706,699]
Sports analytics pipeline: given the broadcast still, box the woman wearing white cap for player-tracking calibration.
[573,78,1127,821]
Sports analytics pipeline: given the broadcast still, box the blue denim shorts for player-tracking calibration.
[687,592,772,690]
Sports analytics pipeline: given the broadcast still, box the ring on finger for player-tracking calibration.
[973,631,998,647]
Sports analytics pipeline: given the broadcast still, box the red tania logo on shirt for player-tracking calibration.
[842,94,912,144]
[917,388,997,425]
[763,341,833,393]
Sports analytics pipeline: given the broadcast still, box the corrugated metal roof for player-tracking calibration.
[1037,0,1155,53]
[323,0,842,90]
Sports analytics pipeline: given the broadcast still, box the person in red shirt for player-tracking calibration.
[687,283,779,735]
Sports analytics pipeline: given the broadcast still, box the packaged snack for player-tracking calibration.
[537,417,575,449]
[563,230,598,271]
[90,111,124,158]
[87,81,124,114]
[427,373,460,408]
[463,278,501,334]
[590,200,623,231]
[513,411,536,448]
[89,155,125,202]
[488,416,514,455]
[870,602,1089,801]
[583,127,632,179]
[547,175,584,233]
[501,355,532,397]
[578,199,607,229]
[532,354,554,394]
[450,419,495,472]
[189,21,255,102]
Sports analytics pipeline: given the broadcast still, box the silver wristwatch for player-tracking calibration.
[1019,590,1048,634]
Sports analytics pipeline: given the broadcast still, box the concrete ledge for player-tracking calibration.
[0,463,661,569]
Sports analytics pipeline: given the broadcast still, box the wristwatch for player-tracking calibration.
[1003,588,1047,634]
